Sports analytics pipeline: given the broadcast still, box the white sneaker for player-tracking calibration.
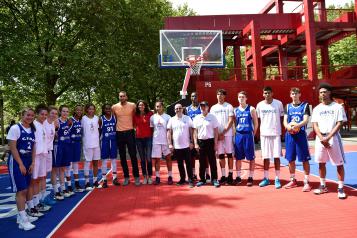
[27,208,44,217]
[17,214,38,223]
[36,203,51,212]
[338,188,347,199]
[148,177,153,185]
[18,219,36,231]
[143,177,148,185]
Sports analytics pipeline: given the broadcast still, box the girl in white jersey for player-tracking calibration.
[81,104,100,190]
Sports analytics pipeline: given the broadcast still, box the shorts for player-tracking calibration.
[53,143,71,167]
[101,139,118,159]
[314,134,345,166]
[217,136,234,155]
[32,154,47,179]
[285,131,311,162]
[46,151,53,172]
[260,136,282,159]
[8,154,32,192]
[234,132,255,161]
[152,144,171,158]
[83,147,101,162]
[71,141,82,162]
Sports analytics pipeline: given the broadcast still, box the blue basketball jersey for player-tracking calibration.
[234,105,253,132]
[70,117,82,142]
[56,118,71,144]
[186,105,201,120]
[287,102,308,131]
[16,124,35,157]
[101,115,116,141]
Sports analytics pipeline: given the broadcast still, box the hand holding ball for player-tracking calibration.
[288,121,300,135]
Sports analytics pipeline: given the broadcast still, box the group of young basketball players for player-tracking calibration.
[6,83,347,231]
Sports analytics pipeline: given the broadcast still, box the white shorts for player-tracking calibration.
[83,147,101,162]
[315,134,345,166]
[46,151,53,173]
[32,154,47,179]
[152,144,171,158]
[260,136,282,159]
[217,136,234,155]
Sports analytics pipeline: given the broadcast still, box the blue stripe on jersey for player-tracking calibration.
[287,102,307,131]
[16,124,35,157]
[70,117,82,141]
[186,105,201,120]
[234,105,253,132]
[56,119,71,144]
[101,115,116,141]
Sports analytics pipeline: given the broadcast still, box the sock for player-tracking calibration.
[102,159,108,176]
[111,159,117,173]
[264,170,269,179]
[33,195,40,206]
[19,210,27,220]
[84,161,91,177]
[168,171,173,177]
[304,175,309,183]
[61,184,65,191]
[53,184,59,193]
[192,168,196,175]
[275,170,280,178]
[67,180,72,187]
[290,173,295,181]
[221,168,226,177]
[103,174,107,180]
[338,181,344,189]
[93,177,97,182]
[85,177,89,183]
[229,169,233,173]
[320,178,326,186]
[206,168,210,174]
[156,171,160,177]
[41,189,46,201]
[27,200,34,209]
[237,170,241,177]
[249,170,254,178]
[113,173,117,179]
[75,178,79,182]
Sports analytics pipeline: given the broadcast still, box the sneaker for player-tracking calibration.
[143,177,148,185]
[93,181,99,188]
[102,180,108,188]
[18,219,35,231]
[67,186,75,196]
[259,178,270,187]
[74,183,84,193]
[112,178,120,186]
[27,208,44,217]
[134,177,141,186]
[54,192,64,200]
[62,190,71,198]
[36,203,51,212]
[227,174,234,185]
[43,195,56,206]
[148,177,153,185]
[206,174,211,183]
[283,179,298,189]
[213,179,220,188]
[123,178,130,186]
[247,177,253,187]
[219,176,227,184]
[176,180,186,186]
[196,181,206,187]
[302,182,312,192]
[275,178,282,189]
[235,176,242,185]
[188,180,194,188]
[192,175,198,181]
[17,214,38,223]
[313,185,328,195]
[168,176,173,185]
[85,182,93,191]
[338,188,347,199]
[154,177,160,185]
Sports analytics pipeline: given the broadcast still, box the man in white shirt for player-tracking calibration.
[210,89,235,185]
[167,104,194,187]
[256,86,284,189]
[311,83,347,199]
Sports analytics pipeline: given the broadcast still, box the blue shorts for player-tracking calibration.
[285,131,311,162]
[101,139,117,159]
[8,154,32,192]
[234,132,255,161]
[53,143,71,167]
[71,141,81,162]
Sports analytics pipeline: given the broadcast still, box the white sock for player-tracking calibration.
[67,180,72,187]
[264,170,269,179]
[41,190,46,201]
[192,168,196,175]
[113,173,117,179]
[229,169,233,173]
[320,178,326,186]
[93,177,97,182]
[53,184,59,193]
[275,170,280,178]
[102,159,108,176]
[33,195,40,206]
[27,200,34,209]
[85,177,89,183]
[206,168,210,174]
[168,171,172,177]
[75,178,79,182]
[84,161,91,177]
[61,184,65,191]
[103,174,107,180]
[249,170,254,178]
[221,168,226,177]
[156,171,160,177]
[19,210,27,220]
[237,170,241,177]
[111,159,117,173]
[338,181,344,189]
[290,173,295,180]
[304,175,309,183]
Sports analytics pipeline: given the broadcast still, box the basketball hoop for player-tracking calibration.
[184,55,204,75]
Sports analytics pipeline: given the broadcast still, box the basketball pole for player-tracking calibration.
[180,68,191,99]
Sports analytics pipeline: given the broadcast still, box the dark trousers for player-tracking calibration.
[136,137,153,176]
[198,138,217,181]
[116,130,139,178]
[174,148,193,181]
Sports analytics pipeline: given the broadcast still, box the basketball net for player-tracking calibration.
[180,55,203,98]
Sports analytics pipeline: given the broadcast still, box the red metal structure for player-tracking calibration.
[164,0,357,112]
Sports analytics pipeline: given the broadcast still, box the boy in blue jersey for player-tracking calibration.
[283,88,312,192]
[234,91,258,186]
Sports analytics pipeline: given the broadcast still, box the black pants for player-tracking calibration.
[116,130,139,178]
[174,148,193,181]
[198,138,218,181]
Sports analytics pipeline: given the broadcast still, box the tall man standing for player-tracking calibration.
[210,89,234,185]
[311,83,347,199]
[112,91,140,186]
[256,86,284,189]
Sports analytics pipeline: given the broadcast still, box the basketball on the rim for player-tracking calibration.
[288,121,300,134]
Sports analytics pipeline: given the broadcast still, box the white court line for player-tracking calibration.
[47,169,112,238]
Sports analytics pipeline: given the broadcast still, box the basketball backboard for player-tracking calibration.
[159,30,224,68]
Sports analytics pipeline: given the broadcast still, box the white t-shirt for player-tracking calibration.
[256,99,284,136]
[311,102,347,134]
[167,115,193,149]
[6,124,32,141]
[193,113,219,140]
[150,113,171,145]
[44,119,55,151]
[33,120,48,155]
[81,115,100,149]
[210,102,234,137]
